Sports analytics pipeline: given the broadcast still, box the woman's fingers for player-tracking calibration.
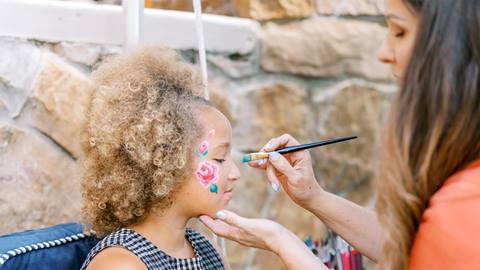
[215,210,250,229]
[262,134,300,152]
[199,215,221,232]
[199,215,241,239]
[248,134,300,170]
[268,152,300,183]
[200,212,285,251]
[266,162,281,192]
[247,159,267,170]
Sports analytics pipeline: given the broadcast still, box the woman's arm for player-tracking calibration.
[306,190,383,262]
[273,226,329,270]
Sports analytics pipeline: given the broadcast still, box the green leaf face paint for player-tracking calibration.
[209,183,218,194]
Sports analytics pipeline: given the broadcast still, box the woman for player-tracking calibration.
[200,0,480,269]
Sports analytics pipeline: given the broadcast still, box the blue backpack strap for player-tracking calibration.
[0,222,99,270]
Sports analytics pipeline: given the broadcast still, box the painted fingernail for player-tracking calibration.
[257,159,265,166]
[269,152,280,161]
[271,182,280,192]
[216,211,227,220]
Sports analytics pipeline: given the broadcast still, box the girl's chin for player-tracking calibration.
[198,192,235,217]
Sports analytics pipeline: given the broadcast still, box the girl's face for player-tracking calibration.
[378,0,420,83]
[181,106,240,217]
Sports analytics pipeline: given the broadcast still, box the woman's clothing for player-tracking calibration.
[80,228,224,270]
[409,159,480,269]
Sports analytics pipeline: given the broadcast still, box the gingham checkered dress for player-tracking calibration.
[80,228,224,270]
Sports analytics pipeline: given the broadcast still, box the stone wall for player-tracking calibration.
[0,0,395,269]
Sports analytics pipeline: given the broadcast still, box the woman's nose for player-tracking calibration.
[378,39,395,64]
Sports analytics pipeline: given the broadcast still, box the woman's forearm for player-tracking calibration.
[306,190,384,262]
[272,227,329,270]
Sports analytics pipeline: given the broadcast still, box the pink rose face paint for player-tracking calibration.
[196,160,219,188]
[194,129,219,193]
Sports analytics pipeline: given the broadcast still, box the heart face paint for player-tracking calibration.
[196,160,219,188]
[207,129,215,140]
[194,129,219,193]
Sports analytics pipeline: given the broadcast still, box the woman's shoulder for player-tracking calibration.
[429,159,480,205]
[409,160,480,269]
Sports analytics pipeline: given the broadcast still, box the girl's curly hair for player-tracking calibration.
[81,47,209,236]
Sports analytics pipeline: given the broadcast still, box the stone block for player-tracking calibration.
[311,80,395,204]
[28,53,94,159]
[0,123,80,235]
[261,18,392,81]
[0,38,43,117]
[53,42,101,66]
[233,0,314,20]
[233,81,311,151]
[316,0,384,16]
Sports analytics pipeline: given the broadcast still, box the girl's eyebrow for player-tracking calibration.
[214,142,231,150]
[212,142,231,156]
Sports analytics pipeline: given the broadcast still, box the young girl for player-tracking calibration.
[80,47,240,270]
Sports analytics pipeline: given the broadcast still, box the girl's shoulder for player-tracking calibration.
[82,228,225,270]
[80,229,147,270]
[82,246,146,270]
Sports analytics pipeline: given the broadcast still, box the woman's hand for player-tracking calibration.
[249,134,383,261]
[199,210,285,252]
[249,134,324,209]
[200,210,328,270]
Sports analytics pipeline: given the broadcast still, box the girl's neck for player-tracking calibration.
[128,201,196,258]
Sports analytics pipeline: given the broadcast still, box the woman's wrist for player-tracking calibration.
[270,227,319,266]
[267,224,295,255]
[301,183,326,212]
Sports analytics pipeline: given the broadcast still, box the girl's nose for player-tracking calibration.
[228,163,241,182]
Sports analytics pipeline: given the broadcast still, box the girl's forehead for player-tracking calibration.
[198,108,232,140]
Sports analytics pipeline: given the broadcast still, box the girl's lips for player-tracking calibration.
[223,188,234,200]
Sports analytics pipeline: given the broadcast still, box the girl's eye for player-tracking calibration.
[213,158,226,164]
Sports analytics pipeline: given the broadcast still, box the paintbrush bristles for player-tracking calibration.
[242,152,270,163]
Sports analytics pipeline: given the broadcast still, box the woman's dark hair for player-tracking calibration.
[377,0,480,269]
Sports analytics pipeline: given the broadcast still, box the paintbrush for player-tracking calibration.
[241,135,358,163]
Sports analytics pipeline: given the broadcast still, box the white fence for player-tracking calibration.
[0,0,260,54]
